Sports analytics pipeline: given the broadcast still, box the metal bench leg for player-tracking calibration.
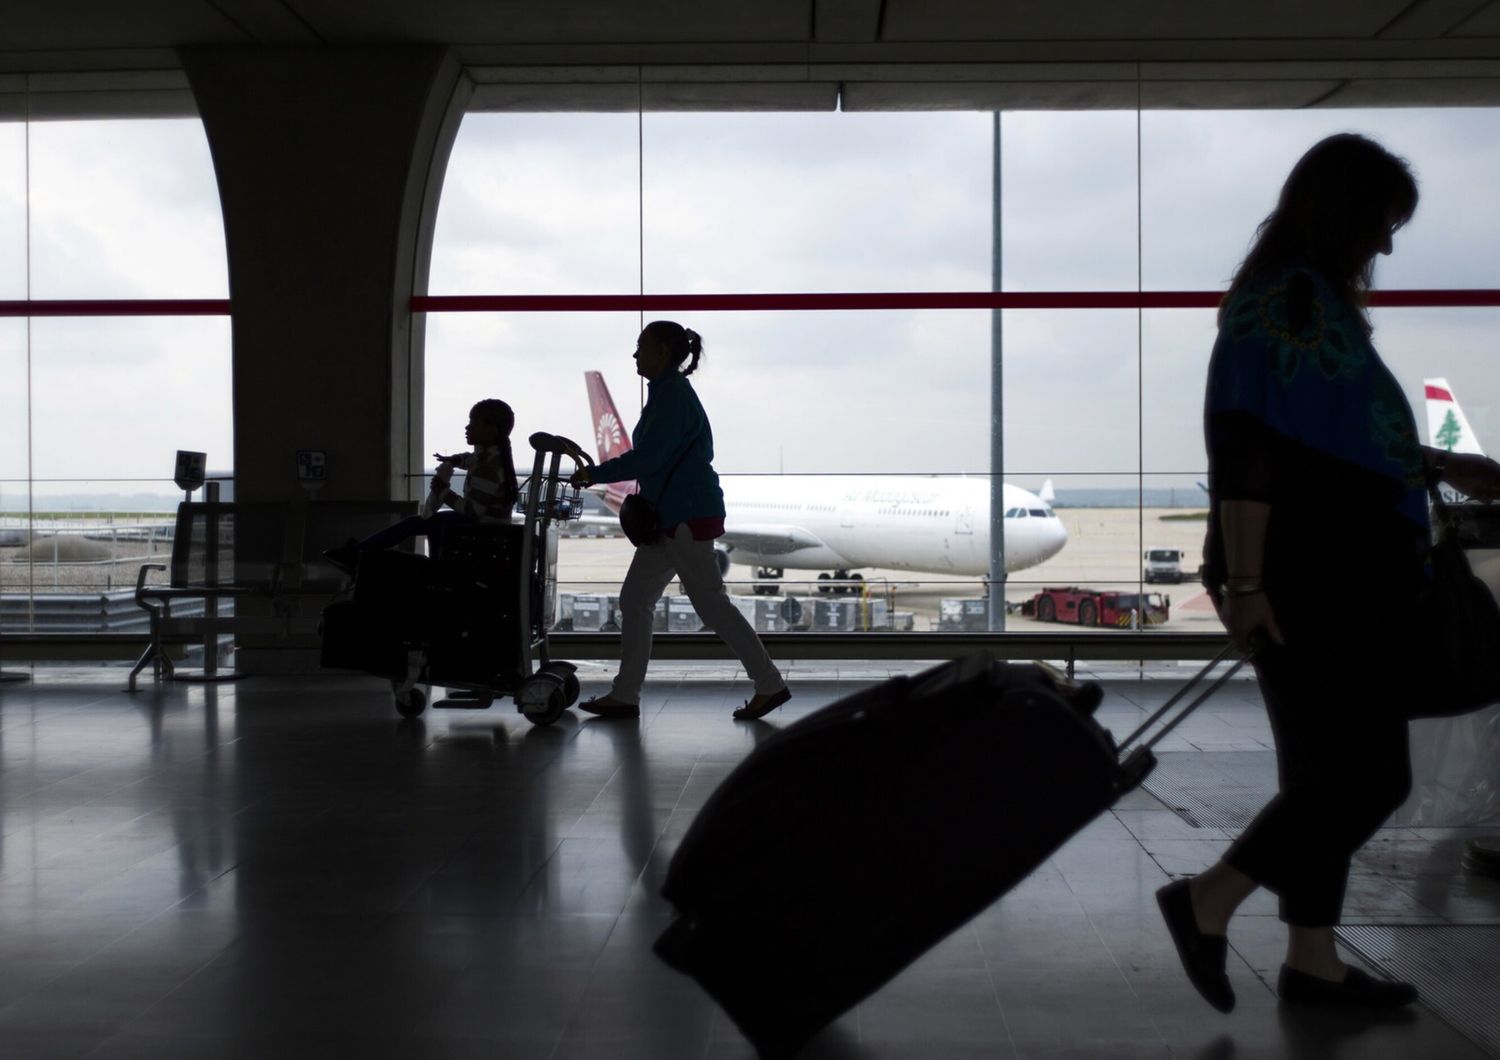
[127,644,157,693]
[127,604,174,692]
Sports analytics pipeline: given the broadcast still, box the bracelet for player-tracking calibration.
[1224,583,1266,598]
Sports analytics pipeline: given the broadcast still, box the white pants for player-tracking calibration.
[611,524,784,705]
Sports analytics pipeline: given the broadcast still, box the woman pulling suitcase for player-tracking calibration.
[1161,133,1500,1012]
[569,321,791,721]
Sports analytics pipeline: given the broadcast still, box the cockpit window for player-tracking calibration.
[1004,508,1024,519]
[1028,509,1048,518]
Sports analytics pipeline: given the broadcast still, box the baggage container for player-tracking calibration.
[937,596,989,631]
[812,597,858,632]
[779,596,814,631]
[571,593,621,632]
[731,594,786,632]
[555,592,576,631]
[667,595,703,632]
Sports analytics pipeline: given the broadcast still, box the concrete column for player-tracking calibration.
[182,46,469,506]
[181,47,468,672]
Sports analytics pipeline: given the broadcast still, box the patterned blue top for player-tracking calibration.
[1207,265,1429,535]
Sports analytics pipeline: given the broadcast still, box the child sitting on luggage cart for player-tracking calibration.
[325,398,520,572]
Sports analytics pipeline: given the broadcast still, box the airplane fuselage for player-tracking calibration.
[583,369,1067,578]
[712,475,1065,576]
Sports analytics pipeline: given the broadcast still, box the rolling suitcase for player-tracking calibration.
[654,649,1246,1058]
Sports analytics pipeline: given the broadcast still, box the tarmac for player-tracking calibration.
[556,507,1223,634]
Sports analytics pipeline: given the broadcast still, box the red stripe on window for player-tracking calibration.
[410,289,1500,313]
[1426,384,1455,401]
[2,290,1497,318]
[0,299,231,317]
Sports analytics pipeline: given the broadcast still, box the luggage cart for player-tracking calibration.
[320,431,593,725]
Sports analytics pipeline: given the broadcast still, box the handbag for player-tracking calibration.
[618,435,699,547]
[1411,486,1500,718]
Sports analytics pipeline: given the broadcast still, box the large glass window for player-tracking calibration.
[0,118,229,633]
[424,106,1500,640]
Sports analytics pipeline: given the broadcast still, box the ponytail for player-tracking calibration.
[645,320,704,376]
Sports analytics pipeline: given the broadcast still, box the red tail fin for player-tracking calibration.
[584,371,635,513]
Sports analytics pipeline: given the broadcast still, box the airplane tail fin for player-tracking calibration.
[584,371,636,513]
[1425,378,1486,456]
[1038,478,1056,504]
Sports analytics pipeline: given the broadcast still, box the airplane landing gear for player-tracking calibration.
[816,570,863,595]
[752,567,783,596]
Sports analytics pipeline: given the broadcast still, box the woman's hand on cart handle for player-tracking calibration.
[1441,452,1500,503]
[569,467,592,489]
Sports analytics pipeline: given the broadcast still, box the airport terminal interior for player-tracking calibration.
[5,2,1500,1057]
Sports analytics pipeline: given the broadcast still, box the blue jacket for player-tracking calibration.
[591,370,725,528]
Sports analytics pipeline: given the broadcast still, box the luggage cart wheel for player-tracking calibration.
[518,675,567,726]
[394,685,427,719]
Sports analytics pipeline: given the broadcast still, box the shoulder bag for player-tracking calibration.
[618,434,699,547]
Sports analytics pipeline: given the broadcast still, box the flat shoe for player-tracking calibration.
[733,686,791,721]
[1156,878,1235,1013]
[1278,965,1418,1009]
[578,696,640,719]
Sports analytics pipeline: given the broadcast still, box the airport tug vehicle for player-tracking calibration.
[320,432,591,725]
[1022,586,1169,628]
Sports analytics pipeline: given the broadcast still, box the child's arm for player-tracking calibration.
[434,451,473,470]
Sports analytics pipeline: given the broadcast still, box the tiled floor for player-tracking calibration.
[0,661,1497,1059]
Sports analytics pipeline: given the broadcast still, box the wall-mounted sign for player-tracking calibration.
[174,450,207,492]
[297,450,327,483]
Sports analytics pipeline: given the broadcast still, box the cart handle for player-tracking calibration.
[528,431,594,466]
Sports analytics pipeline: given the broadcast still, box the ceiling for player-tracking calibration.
[3,0,1500,118]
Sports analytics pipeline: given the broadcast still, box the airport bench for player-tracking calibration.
[129,499,415,690]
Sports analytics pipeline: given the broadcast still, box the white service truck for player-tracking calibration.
[1143,547,1186,584]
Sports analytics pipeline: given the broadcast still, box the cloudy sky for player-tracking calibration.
[3,105,1499,501]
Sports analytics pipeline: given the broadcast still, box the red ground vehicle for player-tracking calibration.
[1022,586,1169,628]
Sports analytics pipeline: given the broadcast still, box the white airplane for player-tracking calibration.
[584,371,1067,587]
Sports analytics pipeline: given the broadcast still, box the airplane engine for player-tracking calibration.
[714,547,731,576]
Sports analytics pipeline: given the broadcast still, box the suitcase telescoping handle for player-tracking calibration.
[1115,641,1253,756]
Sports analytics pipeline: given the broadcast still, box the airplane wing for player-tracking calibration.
[718,523,830,556]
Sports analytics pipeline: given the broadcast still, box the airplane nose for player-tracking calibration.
[1046,518,1068,560]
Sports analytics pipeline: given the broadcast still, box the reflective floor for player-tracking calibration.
[0,662,1497,1059]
